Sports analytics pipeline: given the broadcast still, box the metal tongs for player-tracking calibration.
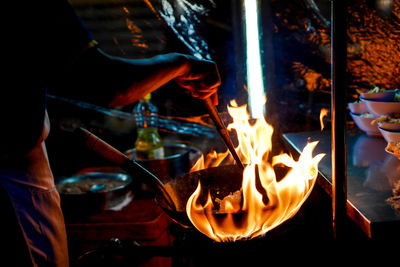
[204,98,244,170]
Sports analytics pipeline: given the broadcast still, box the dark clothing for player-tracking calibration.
[2,0,92,158]
[1,1,93,266]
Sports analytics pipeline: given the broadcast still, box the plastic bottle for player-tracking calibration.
[133,93,164,159]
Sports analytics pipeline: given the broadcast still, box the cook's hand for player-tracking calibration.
[174,55,221,105]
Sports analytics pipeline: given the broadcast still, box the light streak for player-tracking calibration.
[244,0,265,119]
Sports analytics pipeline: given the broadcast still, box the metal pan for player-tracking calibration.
[56,171,132,214]
[124,144,199,182]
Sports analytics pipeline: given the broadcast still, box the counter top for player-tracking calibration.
[282,130,400,239]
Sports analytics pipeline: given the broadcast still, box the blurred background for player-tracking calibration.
[46,0,400,175]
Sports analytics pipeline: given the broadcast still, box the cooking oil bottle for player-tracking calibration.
[133,93,164,159]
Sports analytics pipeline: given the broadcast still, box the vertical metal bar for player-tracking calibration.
[331,0,347,239]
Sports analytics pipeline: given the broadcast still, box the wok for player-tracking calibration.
[56,171,132,214]
[155,164,243,227]
[75,127,244,227]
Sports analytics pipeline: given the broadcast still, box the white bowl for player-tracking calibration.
[350,112,380,136]
[378,122,400,131]
[360,89,397,101]
[378,126,400,143]
[348,102,368,114]
[361,97,400,117]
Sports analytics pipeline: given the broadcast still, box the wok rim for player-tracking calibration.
[124,144,196,162]
[56,172,132,196]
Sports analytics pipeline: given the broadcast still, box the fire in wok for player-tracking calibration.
[164,100,325,242]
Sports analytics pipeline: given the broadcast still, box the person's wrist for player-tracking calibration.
[170,53,191,77]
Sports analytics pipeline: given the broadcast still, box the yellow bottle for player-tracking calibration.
[133,94,164,159]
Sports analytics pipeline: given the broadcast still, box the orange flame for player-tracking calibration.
[186,100,325,242]
[319,108,329,131]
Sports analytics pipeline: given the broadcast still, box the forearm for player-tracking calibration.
[63,48,188,107]
[105,52,190,106]
[52,45,219,107]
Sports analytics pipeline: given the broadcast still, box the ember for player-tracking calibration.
[186,100,325,242]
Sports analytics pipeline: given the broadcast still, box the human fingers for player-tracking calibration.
[178,57,221,87]
[175,74,220,91]
[175,79,218,97]
[211,92,218,106]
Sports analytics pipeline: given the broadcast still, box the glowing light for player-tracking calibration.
[244,0,265,119]
[187,100,325,242]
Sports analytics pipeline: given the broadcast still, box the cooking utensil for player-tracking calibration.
[204,98,245,170]
[74,128,246,228]
[56,171,132,213]
[124,144,199,182]
[74,127,176,211]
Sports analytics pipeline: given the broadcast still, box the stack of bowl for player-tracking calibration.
[354,89,400,158]
[348,101,380,136]
[359,89,400,141]
[377,118,400,144]
[349,89,400,138]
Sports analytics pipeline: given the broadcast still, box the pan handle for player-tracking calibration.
[74,127,176,211]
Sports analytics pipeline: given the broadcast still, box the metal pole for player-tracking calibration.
[331,0,347,239]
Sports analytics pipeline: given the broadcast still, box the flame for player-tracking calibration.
[319,108,329,131]
[186,100,325,242]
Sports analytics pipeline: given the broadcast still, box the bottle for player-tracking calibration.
[133,93,164,159]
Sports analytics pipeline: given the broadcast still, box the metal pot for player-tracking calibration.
[56,170,132,215]
[124,144,199,182]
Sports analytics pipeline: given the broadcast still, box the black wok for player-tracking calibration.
[156,164,244,227]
